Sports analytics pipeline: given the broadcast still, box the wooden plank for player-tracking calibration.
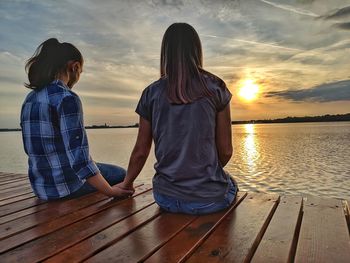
[0,192,36,206]
[0,172,24,177]
[0,174,27,182]
[44,203,162,263]
[295,196,350,263]
[145,192,248,263]
[0,197,46,218]
[0,190,155,262]
[86,212,196,263]
[0,173,25,177]
[251,195,303,263]
[0,191,114,225]
[0,184,145,220]
[0,177,28,186]
[0,187,33,202]
[0,185,31,194]
[0,185,151,242]
[185,193,280,263]
[0,180,31,191]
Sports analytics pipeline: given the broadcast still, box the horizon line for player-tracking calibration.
[1,112,349,130]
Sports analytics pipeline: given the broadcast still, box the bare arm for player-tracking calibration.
[119,117,153,190]
[216,104,233,167]
[86,173,134,197]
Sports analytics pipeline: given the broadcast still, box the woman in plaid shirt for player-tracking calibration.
[21,38,133,200]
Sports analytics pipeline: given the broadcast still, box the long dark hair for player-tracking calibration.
[25,38,83,89]
[160,23,215,104]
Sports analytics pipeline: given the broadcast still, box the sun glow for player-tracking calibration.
[238,79,259,102]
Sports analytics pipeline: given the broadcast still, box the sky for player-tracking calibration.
[0,0,350,128]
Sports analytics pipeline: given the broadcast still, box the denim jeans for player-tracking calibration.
[65,162,126,199]
[153,177,238,215]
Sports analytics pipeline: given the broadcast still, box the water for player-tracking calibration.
[1,122,349,199]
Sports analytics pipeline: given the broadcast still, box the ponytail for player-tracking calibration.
[25,38,83,89]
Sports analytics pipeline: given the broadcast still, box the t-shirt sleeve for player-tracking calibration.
[215,82,232,112]
[135,88,152,122]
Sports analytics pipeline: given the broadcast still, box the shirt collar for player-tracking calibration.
[52,79,70,90]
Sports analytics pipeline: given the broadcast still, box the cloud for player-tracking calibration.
[202,34,304,52]
[322,6,350,20]
[319,5,350,31]
[151,0,184,8]
[296,0,315,3]
[333,22,350,30]
[264,79,350,102]
[259,0,318,17]
[1,0,350,127]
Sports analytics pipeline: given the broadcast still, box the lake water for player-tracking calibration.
[1,122,349,199]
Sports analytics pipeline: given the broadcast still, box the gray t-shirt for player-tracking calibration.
[136,75,232,202]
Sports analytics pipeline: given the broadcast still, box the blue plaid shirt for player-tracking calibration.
[20,80,99,200]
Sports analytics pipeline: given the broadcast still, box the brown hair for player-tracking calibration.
[160,23,214,104]
[25,38,83,89]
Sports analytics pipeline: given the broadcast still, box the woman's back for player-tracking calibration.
[21,38,131,200]
[136,74,232,201]
[21,80,96,198]
[120,23,237,215]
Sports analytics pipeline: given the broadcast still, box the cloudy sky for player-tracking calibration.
[1,0,350,128]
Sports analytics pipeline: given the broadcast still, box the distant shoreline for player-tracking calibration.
[0,124,139,132]
[231,113,350,125]
[1,113,349,132]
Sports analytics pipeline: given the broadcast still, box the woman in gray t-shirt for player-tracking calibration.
[117,23,238,215]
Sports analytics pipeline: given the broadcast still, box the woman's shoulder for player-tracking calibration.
[141,78,166,99]
[201,70,227,90]
[201,71,231,111]
[144,78,165,91]
[44,80,80,107]
[22,81,74,104]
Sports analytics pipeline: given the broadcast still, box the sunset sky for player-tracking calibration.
[1,0,350,128]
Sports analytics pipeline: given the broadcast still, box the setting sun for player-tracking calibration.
[238,79,259,102]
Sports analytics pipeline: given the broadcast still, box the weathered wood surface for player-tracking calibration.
[294,196,350,263]
[185,193,280,263]
[0,173,349,263]
[145,192,248,263]
[251,195,303,263]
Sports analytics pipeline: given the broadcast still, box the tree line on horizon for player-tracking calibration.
[231,113,350,124]
[1,113,350,131]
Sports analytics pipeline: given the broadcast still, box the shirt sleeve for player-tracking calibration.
[215,82,232,112]
[58,95,100,180]
[135,88,152,122]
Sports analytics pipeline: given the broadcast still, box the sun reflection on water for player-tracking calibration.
[243,124,259,172]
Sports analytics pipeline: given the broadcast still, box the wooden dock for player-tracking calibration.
[0,172,349,262]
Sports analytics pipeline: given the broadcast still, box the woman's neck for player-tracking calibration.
[56,72,70,87]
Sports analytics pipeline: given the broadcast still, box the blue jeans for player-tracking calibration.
[65,162,126,199]
[153,177,238,215]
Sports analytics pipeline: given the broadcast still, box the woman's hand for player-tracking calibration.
[110,184,134,197]
[87,173,133,197]
[116,181,135,194]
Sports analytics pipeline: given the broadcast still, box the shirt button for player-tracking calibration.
[76,136,80,139]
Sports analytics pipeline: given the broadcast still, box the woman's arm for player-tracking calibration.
[216,103,233,167]
[58,95,132,197]
[86,173,133,197]
[118,116,153,190]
